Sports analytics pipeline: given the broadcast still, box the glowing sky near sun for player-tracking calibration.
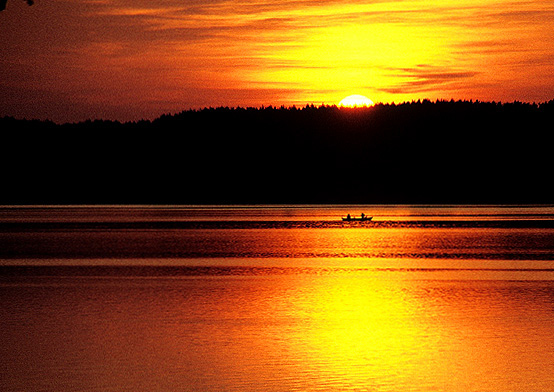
[1,0,553,122]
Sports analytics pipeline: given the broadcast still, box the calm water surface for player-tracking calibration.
[1,205,554,391]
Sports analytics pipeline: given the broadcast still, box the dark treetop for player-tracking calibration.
[0,0,33,11]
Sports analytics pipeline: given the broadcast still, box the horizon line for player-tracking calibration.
[2,98,554,125]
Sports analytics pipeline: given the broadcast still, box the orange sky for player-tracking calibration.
[1,0,553,122]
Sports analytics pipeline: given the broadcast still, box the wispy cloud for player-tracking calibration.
[378,65,478,94]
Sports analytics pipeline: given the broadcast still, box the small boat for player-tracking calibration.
[342,214,372,222]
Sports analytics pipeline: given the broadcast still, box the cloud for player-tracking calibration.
[378,65,478,94]
[2,0,554,121]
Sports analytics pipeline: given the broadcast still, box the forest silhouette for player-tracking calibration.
[0,0,33,11]
[1,99,553,204]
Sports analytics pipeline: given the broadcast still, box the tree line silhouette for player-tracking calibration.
[0,0,33,11]
[1,99,553,204]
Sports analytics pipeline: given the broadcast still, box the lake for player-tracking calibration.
[1,205,554,391]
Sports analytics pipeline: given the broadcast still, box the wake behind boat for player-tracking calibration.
[342,214,372,222]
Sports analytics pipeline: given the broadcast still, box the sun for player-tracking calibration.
[338,95,374,107]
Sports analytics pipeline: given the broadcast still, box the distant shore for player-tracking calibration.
[2,100,553,205]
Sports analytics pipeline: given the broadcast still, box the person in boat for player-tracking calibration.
[361,213,365,220]
[346,214,351,221]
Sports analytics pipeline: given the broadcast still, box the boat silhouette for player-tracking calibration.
[342,214,372,222]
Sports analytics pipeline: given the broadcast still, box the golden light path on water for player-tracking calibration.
[285,275,429,387]
[280,275,554,390]
[150,268,554,391]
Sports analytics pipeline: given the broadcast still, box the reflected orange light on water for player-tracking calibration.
[286,276,430,382]
[3,268,554,391]
[251,273,554,391]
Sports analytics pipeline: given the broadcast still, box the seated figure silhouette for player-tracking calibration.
[0,0,34,11]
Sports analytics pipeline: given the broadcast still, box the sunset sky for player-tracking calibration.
[1,0,553,122]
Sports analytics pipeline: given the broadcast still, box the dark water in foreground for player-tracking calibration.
[1,205,554,391]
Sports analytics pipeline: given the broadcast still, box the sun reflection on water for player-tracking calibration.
[275,273,441,389]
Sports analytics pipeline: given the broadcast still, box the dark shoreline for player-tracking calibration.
[2,100,553,205]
